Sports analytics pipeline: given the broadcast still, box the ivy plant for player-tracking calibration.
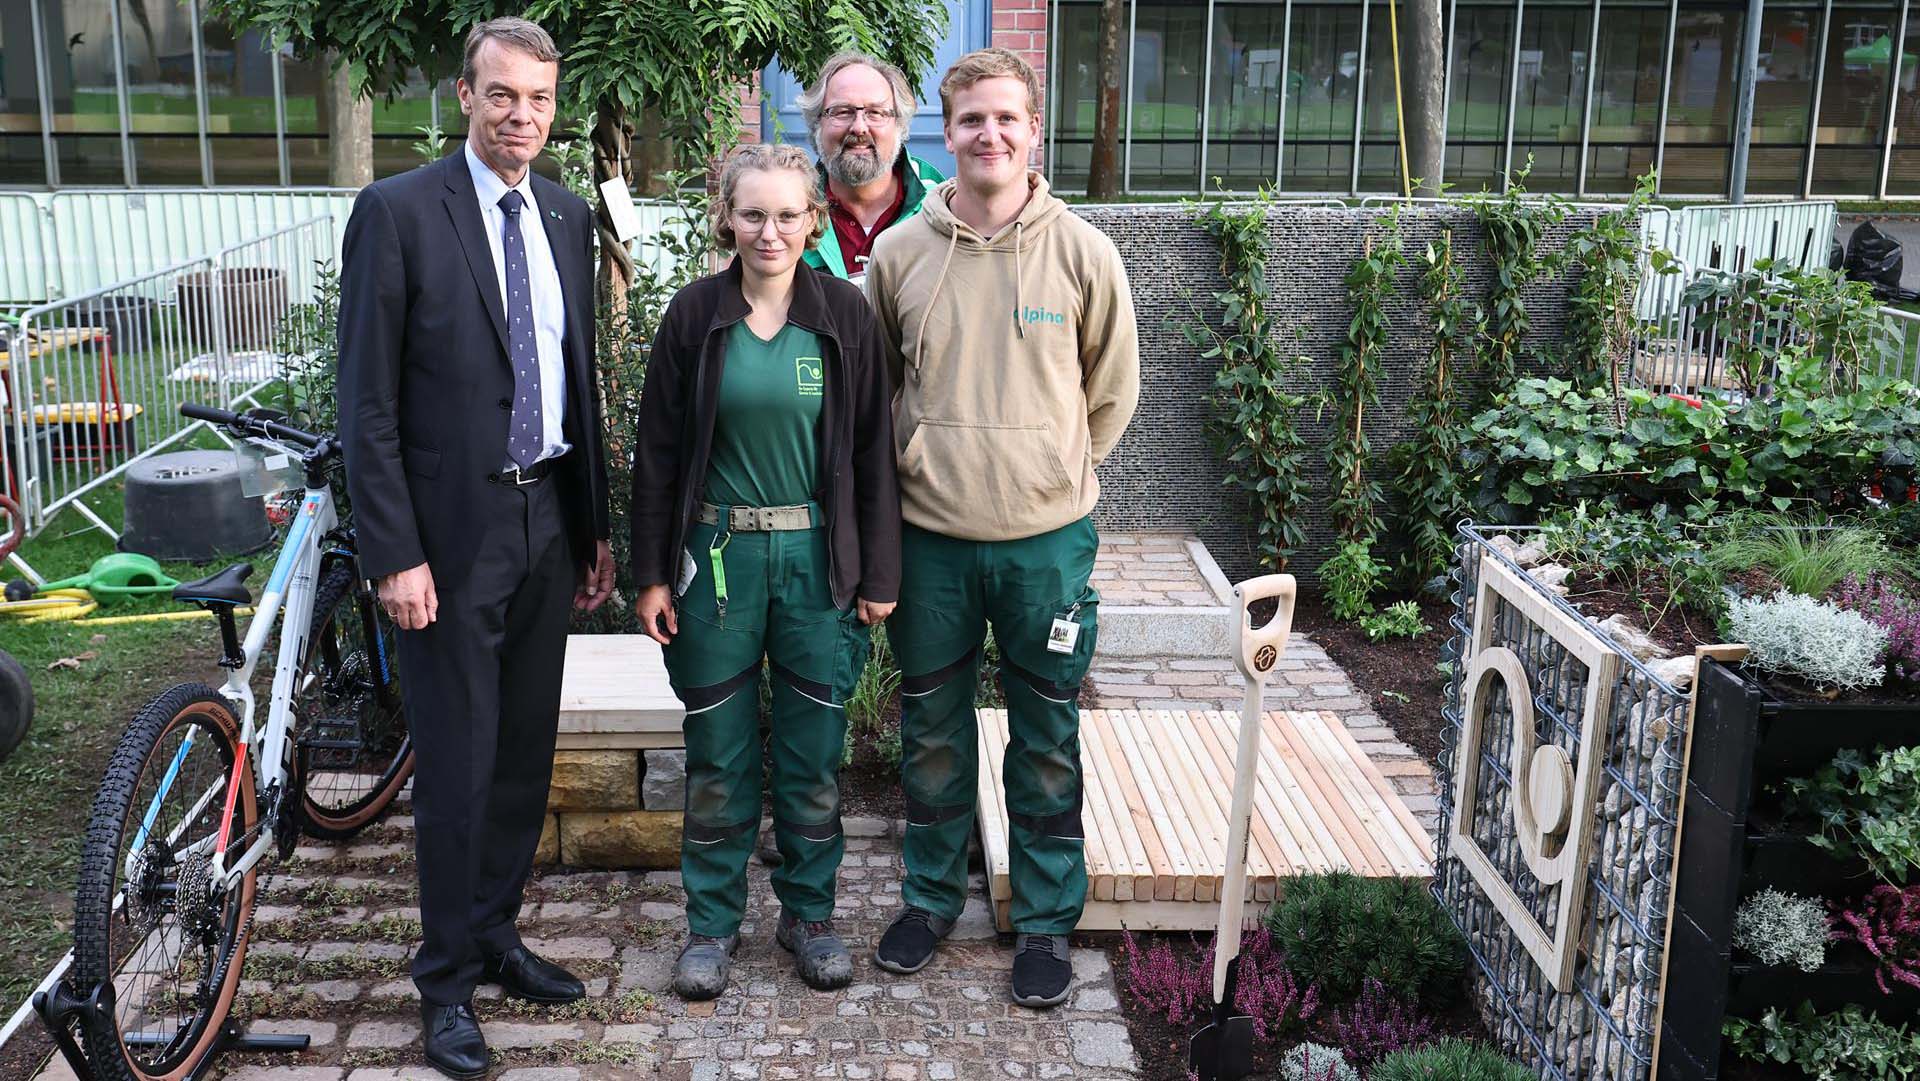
[1463,159,1567,409]
[1724,1002,1920,1080]
[1392,227,1477,588]
[1320,214,1406,615]
[1786,746,1920,887]
[1179,192,1313,571]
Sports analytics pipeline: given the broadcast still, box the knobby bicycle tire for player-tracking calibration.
[72,683,258,1081]
[296,560,413,838]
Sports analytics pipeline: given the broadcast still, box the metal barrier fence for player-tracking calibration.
[1438,524,1691,1081]
[1651,201,1837,275]
[2,186,692,308]
[2,215,335,560]
[1630,259,1920,395]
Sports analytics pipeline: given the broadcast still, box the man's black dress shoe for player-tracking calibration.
[420,1000,489,1079]
[482,944,587,1003]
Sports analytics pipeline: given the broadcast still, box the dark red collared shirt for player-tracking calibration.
[827,163,909,279]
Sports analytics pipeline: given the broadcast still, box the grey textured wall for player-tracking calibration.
[1082,203,1607,584]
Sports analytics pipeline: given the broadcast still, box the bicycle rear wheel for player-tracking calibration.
[296,560,412,838]
[72,683,257,1081]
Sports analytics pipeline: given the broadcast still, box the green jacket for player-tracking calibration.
[804,154,944,279]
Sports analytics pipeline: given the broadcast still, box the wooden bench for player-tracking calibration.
[976,708,1434,931]
[555,633,684,750]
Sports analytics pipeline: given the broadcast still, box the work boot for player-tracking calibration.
[1010,933,1072,1009]
[775,910,854,990]
[672,931,740,1001]
[756,825,784,867]
[874,905,955,975]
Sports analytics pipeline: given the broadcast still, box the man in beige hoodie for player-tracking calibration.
[863,47,1139,1008]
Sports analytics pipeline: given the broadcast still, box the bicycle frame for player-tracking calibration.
[123,436,347,894]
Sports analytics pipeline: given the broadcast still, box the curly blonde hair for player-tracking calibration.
[710,144,829,251]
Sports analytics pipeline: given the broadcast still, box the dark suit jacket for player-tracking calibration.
[337,152,610,590]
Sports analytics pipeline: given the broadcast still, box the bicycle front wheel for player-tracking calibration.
[72,683,257,1081]
[296,561,412,838]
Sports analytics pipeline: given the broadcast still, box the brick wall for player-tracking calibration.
[992,0,1049,169]
[1078,203,1610,584]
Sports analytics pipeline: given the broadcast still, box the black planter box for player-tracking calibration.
[1658,659,1920,1081]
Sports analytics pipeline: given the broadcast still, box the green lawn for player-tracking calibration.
[1,473,276,1011]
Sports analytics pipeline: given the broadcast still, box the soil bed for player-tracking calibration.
[1293,593,1454,768]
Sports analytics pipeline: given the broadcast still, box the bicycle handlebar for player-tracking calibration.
[180,403,328,451]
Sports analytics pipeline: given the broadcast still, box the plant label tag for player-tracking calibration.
[1047,617,1080,654]
[677,548,699,595]
[264,453,290,472]
[599,177,645,243]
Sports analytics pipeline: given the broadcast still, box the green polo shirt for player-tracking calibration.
[704,321,825,508]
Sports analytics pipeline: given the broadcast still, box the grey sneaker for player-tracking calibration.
[774,910,853,990]
[1010,933,1072,1008]
[672,932,740,1001]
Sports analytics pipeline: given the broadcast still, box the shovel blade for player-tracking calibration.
[1189,1014,1255,1081]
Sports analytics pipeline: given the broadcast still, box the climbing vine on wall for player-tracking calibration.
[1465,160,1567,409]
[1321,213,1406,618]
[1559,172,1655,402]
[1178,193,1314,572]
[1392,227,1477,590]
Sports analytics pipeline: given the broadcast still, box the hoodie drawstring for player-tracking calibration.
[1011,220,1026,340]
[913,227,961,383]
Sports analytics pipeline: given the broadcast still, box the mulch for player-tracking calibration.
[1292,593,1455,769]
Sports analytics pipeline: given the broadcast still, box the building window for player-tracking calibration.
[1811,2,1900,194]
[47,0,124,183]
[1586,0,1665,193]
[1210,0,1286,189]
[1889,6,1918,194]
[123,0,204,184]
[1285,2,1362,190]
[1129,0,1207,190]
[1508,1,1595,192]
[1,0,49,184]
[1445,1,1513,190]
[205,16,281,184]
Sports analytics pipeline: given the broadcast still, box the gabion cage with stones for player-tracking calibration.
[1435,524,1692,1081]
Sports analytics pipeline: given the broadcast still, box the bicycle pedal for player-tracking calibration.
[300,716,364,769]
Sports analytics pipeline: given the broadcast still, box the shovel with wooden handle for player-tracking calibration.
[1190,573,1297,1081]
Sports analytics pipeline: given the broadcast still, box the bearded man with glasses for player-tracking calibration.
[798,51,945,286]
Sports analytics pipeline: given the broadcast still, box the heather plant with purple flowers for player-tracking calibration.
[1834,884,1920,995]
[1328,978,1442,1068]
[1835,573,1920,684]
[1119,927,1321,1040]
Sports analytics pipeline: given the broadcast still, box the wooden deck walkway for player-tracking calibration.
[976,708,1435,931]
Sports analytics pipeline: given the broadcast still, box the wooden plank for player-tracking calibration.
[1284,711,1425,877]
[1259,709,1386,877]
[1084,711,1157,900]
[1141,710,1220,903]
[1077,709,1135,901]
[1273,710,1403,876]
[1313,710,1435,867]
[1107,709,1196,902]
[1188,709,1290,901]
[1232,706,1341,877]
[1148,710,1232,899]
[975,709,1012,904]
[556,634,685,736]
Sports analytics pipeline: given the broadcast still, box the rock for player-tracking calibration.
[1648,654,1696,690]
[559,811,682,868]
[547,750,640,813]
[1068,1021,1135,1070]
[1512,541,1549,566]
[1531,563,1574,592]
[1596,614,1662,662]
[535,814,559,865]
[642,749,687,812]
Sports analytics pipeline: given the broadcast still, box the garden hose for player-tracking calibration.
[1388,0,1412,197]
[0,588,98,623]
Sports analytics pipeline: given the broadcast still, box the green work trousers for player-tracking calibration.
[889,517,1099,934]
[662,513,871,937]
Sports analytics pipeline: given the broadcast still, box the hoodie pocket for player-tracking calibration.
[899,419,1074,527]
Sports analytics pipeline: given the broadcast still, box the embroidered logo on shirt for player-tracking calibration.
[796,357,824,397]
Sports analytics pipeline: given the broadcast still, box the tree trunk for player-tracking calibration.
[325,52,373,186]
[631,104,674,197]
[1402,0,1447,197]
[593,99,636,323]
[1086,0,1125,199]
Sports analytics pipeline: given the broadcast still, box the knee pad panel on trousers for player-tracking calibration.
[1008,787,1085,840]
[900,644,979,699]
[770,658,842,710]
[678,662,762,716]
[683,814,758,846]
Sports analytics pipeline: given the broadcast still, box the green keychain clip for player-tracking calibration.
[708,529,732,623]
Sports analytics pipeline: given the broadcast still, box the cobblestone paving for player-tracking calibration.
[34,813,1142,1081]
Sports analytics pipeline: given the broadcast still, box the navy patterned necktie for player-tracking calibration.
[498,189,543,469]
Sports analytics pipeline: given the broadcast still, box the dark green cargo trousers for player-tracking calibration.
[662,513,871,937]
[888,517,1099,934]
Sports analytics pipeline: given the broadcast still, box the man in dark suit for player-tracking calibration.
[336,16,613,1078]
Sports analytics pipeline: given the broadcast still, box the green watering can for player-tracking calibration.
[24,553,180,605]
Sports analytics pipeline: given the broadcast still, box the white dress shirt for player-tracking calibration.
[466,141,570,465]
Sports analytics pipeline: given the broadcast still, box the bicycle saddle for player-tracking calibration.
[173,563,254,606]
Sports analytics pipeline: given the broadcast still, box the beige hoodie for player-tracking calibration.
[865,173,1140,542]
